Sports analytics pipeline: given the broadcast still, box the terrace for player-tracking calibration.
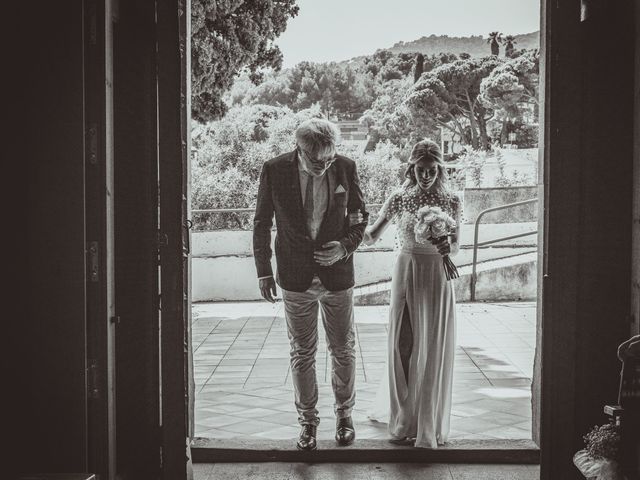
[193,300,535,442]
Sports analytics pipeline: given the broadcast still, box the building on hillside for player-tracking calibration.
[440,126,465,160]
[337,119,368,150]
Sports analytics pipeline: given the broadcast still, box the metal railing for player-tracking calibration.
[470,198,538,302]
[191,204,385,231]
[191,206,385,215]
[192,207,256,214]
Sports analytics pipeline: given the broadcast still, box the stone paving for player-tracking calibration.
[193,301,536,442]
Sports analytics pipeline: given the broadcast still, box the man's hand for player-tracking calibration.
[314,241,346,266]
[348,210,365,227]
[259,277,277,303]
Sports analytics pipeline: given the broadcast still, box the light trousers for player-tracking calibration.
[282,276,356,426]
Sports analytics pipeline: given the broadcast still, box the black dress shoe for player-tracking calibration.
[335,416,355,446]
[297,424,317,451]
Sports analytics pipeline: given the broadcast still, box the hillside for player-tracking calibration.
[386,31,539,57]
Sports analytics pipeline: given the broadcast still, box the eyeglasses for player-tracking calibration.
[298,147,336,167]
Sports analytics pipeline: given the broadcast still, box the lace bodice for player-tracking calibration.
[379,186,462,253]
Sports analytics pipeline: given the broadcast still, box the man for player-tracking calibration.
[253,118,369,451]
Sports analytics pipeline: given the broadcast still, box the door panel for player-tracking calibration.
[23,0,88,473]
[157,1,191,478]
[113,0,162,478]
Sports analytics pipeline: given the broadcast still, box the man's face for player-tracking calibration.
[298,146,336,176]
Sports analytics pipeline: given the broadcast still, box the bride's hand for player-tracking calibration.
[348,210,364,226]
[433,237,451,256]
[362,229,375,246]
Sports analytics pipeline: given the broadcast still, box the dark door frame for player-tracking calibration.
[85,0,117,476]
[538,0,636,479]
[157,0,192,477]
[111,0,192,478]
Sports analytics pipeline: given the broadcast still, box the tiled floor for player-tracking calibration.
[193,301,536,442]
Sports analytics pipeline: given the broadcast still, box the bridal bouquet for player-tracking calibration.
[414,206,459,281]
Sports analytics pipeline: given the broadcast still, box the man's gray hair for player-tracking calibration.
[295,118,341,156]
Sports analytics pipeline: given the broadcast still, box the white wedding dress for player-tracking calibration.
[367,185,461,448]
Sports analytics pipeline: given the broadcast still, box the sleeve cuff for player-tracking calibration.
[338,242,350,258]
[258,275,273,280]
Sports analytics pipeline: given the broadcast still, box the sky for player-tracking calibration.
[275,0,540,67]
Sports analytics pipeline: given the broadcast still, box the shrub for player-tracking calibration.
[191,104,322,229]
[341,141,404,205]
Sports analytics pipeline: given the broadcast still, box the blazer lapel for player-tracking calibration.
[326,162,337,214]
[317,163,337,240]
[289,151,304,223]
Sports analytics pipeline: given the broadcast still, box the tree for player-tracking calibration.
[361,50,428,82]
[487,31,503,56]
[503,35,517,58]
[479,50,539,145]
[191,103,406,228]
[191,0,299,122]
[191,104,322,228]
[414,53,424,83]
[239,70,296,107]
[406,56,503,150]
[479,50,539,109]
[340,141,405,203]
[360,78,436,153]
[240,61,378,118]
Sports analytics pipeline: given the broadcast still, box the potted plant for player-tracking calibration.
[574,423,627,480]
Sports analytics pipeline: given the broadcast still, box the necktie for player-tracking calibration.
[304,174,314,236]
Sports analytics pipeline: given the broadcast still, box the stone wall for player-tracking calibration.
[463,186,538,224]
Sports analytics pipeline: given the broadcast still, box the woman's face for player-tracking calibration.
[414,158,439,191]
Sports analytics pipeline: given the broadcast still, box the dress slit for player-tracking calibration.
[398,301,413,384]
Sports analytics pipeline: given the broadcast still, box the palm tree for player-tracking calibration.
[487,31,503,56]
[504,35,517,57]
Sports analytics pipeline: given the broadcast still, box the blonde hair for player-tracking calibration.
[295,118,340,157]
[404,139,450,192]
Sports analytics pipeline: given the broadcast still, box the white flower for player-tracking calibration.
[414,205,457,243]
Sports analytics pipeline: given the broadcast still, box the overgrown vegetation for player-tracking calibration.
[191,17,540,229]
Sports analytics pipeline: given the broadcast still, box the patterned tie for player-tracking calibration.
[304,174,314,237]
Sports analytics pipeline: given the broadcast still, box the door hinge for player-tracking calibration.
[87,123,98,165]
[87,359,99,399]
[184,220,193,255]
[88,241,99,282]
[157,231,169,248]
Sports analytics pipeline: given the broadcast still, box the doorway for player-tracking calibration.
[189,0,543,457]
[19,0,637,479]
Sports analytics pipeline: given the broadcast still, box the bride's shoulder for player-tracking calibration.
[379,187,406,220]
[385,187,406,203]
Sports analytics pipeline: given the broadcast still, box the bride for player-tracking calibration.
[357,139,461,448]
